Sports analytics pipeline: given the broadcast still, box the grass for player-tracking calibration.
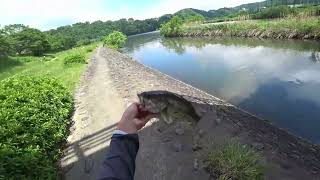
[195,17,319,33]
[205,5,320,24]
[0,43,98,179]
[181,17,320,39]
[0,43,98,91]
[205,142,265,180]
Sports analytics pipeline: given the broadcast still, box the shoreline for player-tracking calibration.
[172,17,320,40]
[101,47,320,177]
[61,47,320,179]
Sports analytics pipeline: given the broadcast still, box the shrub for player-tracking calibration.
[64,53,86,65]
[75,39,91,47]
[205,142,265,180]
[103,31,127,50]
[160,16,183,37]
[0,76,73,179]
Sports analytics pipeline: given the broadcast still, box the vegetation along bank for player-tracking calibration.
[161,5,320,40]
[0,43,97,179]
[0,29,127,179]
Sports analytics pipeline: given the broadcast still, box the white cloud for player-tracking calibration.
[0,0,117,30]
[140,0,264,19]
[0,0,263,30]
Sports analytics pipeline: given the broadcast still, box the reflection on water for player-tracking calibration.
[123,32,320,143]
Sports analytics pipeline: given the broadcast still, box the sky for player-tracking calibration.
[0,0,262,30]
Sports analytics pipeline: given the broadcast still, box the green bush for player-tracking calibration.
[64,53,86,65]
[160,16,183,37]
[206,142,264,180]
[103,31,127,50]
[253,6,296,19]
[0,76,73,179]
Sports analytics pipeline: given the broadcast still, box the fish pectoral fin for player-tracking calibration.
[160,108,173,125]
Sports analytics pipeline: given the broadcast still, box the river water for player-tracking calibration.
[123,32,320,144]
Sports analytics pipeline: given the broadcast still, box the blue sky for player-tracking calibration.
[0,0,262,30]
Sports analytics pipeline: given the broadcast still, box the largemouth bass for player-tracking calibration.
[138,91,201,124]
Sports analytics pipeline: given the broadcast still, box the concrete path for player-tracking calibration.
[60,47,126,180]
[59,46,213,180]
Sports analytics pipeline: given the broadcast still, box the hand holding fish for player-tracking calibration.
[117,102,158,134]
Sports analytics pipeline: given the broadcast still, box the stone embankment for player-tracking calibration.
[101,47,320,179]
[61,47,320,180]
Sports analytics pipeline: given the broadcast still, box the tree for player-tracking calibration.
[0,33,11,57]
[2,24,28,36]
[160,16,183,37]
[103,31,127,50]
[14,28,50,56]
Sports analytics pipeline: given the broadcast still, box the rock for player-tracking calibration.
[84,158,94,173]
[192,136,202,151]
[289,142,297,147]
[303,34,310,39]
[252,143,264,151]
[289,154,300,160]
[81,116,89,121]
[173,143,183,152]
[175,128,184,135]
[70,125,76,132]
[215,118,221,124]
[198,129,204,138]
[161,137,172,143]
[193,158,199,170]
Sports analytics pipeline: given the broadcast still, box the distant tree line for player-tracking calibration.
[46,16,171,51]
[1,0,319,57]
[0,16,172,57]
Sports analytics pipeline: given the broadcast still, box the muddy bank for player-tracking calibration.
[99,47,320,179]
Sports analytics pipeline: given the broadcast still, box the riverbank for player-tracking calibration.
[177,17,320,40]
[61,46,320,179]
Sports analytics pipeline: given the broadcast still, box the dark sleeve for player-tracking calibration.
[98,134,139,180]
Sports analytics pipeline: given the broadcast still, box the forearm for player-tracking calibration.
[98,134,139,180]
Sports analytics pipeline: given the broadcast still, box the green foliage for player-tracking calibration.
[182,17,320,39]
[1,24,28,36]
[46,16,171,51]
[160,16,183,37]
[0,33,11,57]
[0,43,98,89]
[103,31,127,49]
[253,6,297,19]
[64,53,86,65]
[76,39,91,47]
[14,28,50,56]
[185,15,205,24]
[1,25,50,56]
[206,142,265,180]
[174,8,213,19]
[0,76,73,179]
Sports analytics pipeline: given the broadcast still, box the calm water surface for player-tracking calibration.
[123,32,320,143]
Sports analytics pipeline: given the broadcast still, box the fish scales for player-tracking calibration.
[138,91,200,124]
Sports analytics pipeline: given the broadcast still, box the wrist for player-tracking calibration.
[116,123,138,134]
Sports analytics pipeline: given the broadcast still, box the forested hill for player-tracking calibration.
[174,0,320,19]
